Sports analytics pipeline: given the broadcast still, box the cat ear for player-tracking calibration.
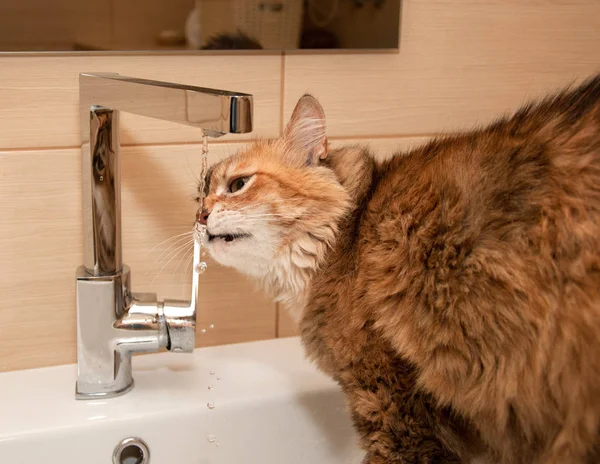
[283,94,328,166]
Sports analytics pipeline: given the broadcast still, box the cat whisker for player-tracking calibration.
[147,230,194,254]
[244,213,299,221]
[180,252,195,287]
[146,238,194,278]
[150,239,194,274]
[149,240,194,287]
[146,235,195,272]
[241,214,284,218]
[173,242,194,286]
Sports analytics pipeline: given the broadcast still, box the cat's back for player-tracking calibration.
[358,74,600,463]
[364,73,600,365]
[371,73,600,257]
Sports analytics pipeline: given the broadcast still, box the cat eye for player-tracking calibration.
[229,176,251,193]
[93,154,105,172]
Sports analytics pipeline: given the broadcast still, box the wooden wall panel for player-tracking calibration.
[0,55,282,150]
[0,143,275,372]
[284,0,600,138]
[0,148,82,371]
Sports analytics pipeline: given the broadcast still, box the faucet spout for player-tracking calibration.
[80,72,253,139]
[76,73,252,399]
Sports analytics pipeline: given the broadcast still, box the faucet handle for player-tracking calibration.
[162,299,196,352]
[161,239,200,353]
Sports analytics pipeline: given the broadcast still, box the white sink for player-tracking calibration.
[0,337,363,464]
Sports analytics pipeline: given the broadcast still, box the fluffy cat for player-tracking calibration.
[198,74,600,463]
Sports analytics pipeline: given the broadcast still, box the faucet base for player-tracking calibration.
[76,379,134,400]
[75,265,166,400]
[75,263,197,400]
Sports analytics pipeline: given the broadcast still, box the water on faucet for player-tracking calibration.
[194,134,210,274]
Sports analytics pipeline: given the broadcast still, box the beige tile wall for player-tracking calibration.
[0,55,281,149]
[1,0,599,371]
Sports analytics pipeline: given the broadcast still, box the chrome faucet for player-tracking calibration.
[76,73,253,399]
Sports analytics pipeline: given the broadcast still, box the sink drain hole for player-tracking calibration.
[113,437,150,464]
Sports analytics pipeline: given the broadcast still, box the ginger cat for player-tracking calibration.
[199,74,600,463]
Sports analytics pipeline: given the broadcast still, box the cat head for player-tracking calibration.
[198,95,351,290]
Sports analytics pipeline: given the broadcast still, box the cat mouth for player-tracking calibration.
[207,232,252,243]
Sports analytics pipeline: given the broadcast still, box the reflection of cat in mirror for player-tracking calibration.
[199,30,262,50]
[198,75,600,463]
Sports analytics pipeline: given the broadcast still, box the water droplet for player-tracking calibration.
[207,434,216,443]
[216,376,221,381]
[207,401,216,409]
[208,385,214,390]
[195,261,207,274]
[200,329,206,334]
[209,324,215,329]
[210,371,215,375]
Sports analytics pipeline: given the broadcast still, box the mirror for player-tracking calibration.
[0,0,400,53]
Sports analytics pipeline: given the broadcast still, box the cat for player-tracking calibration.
[197,73,600,463]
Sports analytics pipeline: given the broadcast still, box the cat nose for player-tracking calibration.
[198,209,210,226]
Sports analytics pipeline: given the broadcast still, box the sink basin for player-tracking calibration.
[0,337,364,464]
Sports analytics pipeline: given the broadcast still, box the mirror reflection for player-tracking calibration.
[0,0,400,52]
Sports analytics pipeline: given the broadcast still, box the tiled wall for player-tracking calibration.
[1,0,599,371]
